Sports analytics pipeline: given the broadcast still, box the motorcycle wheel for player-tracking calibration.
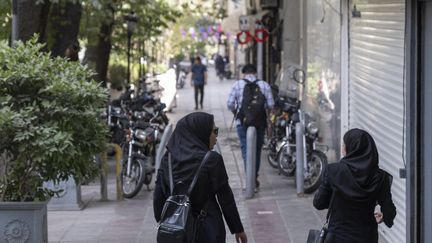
[143,172,153,185]
[121,158,146,198]
[179,78,185,89]
[266,138,279,169]
[277,144,296,177]
[143,156,155,185]
[225,71,232,80]
[304,150,328,193]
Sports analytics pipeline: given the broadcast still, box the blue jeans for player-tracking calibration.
[236,125,265,177]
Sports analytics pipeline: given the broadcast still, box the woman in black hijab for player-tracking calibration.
[154,112,247,243]
[313,128,396,243]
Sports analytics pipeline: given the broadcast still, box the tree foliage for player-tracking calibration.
[0,0,181,83]
[0,37,108,202]
[79,0,181,85]
[166,3,221,62]
[0,1,11,41]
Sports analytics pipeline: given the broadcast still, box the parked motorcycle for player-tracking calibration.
[266,95,327,193]
[107,85,169,198]
[267,96,298,168]
[121,119,160,198]
[276,107,328,193]
[176,70,186,89]
[217,63,232,81]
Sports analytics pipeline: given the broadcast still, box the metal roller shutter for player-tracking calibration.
[348,1,406,242]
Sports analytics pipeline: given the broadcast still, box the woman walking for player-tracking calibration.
[313,128,396,243]
[154,112,247,243]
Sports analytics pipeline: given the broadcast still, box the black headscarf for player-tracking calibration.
[330,128,386,201]
[166,112,214,165]
[342,128,379,186]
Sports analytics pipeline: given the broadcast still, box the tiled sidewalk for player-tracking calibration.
[48,68,388,243]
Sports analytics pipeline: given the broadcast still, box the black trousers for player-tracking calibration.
[194,84,204,107]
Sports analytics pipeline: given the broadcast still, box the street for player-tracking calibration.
[2,0,425,242]
[47,67,387,243]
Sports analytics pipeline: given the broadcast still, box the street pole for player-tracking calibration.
[257,23,263,79]
[152,41,156,75]
[127,32,131,85]
[11,0,19,45]
[234,40,238,79]
[246,127,257,199]
[142,39,146,75]
[295,121,304,196]
[138,41,142,78]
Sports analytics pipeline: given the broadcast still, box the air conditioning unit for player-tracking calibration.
[260,0,278,9]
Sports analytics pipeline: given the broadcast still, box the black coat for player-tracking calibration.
[154,112,243,243]
[154,151,244,243]
[313,163,397,243]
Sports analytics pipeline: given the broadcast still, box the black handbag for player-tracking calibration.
[306,228,327,243]
[157,152,211,243]
[306,192,335,243]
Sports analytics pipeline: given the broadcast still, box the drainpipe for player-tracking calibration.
[257,22,264,79]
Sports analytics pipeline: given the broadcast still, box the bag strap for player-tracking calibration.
[187,151,212,196]
[243,79,260,84]
[325,190,336,225]
[167,153,174,196]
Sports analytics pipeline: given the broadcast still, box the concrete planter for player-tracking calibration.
[0,202,48,243]
[44,177,84,211]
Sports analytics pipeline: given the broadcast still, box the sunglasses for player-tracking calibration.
[213,127,219,136]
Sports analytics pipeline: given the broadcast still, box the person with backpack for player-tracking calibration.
[227,64,274,189]
[154,112,247,243]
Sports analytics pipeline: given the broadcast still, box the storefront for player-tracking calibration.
[303,0,342,164]
[343,1,406,242]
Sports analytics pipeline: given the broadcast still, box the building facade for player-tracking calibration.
[222,0,432,241]
[254,0,429,242]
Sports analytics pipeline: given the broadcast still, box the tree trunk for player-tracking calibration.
[17,0,50,42]
[95,22,114,87]
[46,2,82,57]
[84,5,115,87]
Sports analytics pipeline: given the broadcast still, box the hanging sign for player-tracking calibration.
[239,15,251,32]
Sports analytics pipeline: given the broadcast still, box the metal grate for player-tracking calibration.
[349,1,406,243]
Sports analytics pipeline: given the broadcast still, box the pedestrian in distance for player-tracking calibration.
[190,56,208,110]
[215,54,224,78]
[313,128,396,243]
[64,42,80,62]
[154,112,247,243]
[227,64,274,189]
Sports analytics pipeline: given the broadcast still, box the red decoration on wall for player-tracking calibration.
[254,28,270,43]
[237,31,252,45]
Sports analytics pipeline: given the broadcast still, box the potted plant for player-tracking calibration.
[0,37,107,242]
